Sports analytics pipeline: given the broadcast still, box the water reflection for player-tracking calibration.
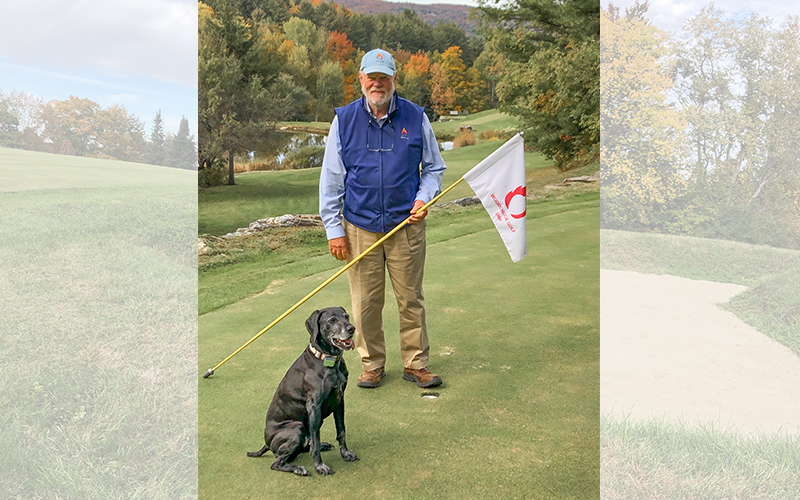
[251,131,327,166]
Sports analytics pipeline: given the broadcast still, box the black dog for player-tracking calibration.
[247,307,359,475]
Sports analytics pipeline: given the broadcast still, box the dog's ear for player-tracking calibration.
[305,310,321,341]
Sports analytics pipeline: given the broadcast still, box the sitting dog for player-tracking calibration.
[247,307,359,475]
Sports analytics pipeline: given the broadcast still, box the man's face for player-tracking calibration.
[360,71,395,109]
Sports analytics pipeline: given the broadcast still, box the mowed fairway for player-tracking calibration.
[1,147,197,498]
[198,199,599,499]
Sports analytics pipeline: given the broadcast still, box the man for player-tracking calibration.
[319,48,446,389]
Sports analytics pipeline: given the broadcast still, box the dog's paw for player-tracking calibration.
[341,450,359,462]
[315,463,335,475]
[293,466,310,476]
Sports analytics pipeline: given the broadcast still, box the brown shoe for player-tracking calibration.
[403,367,442,388]
[357,368,386,388]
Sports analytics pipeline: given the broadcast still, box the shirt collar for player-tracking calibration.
[362,93,397,122]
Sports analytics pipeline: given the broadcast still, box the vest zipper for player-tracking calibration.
[379,121,385,232]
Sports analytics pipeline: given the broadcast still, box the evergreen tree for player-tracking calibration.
[166,117,197,170]
[145,110,167,166]
[476,0,600,170]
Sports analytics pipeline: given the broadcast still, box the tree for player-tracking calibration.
[326,31,355,66]
[198,1,276,184]
[145,111,167,166]
[600,3,687,230]
[0,91,20,147]
[438,46,469,111]
[397,52,431,109]
[673,8,800,244]
[429,62,456,115]
[37,96,100,156]
[166,117,197,170]
[315,60,344,122]
[94,104,146,162]
[476,0,600,170]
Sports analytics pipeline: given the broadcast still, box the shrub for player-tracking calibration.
[198,159,228,187]
[281,145,325,169]
[453,129,476,148]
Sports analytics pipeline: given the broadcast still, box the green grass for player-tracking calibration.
[431,109,523,137]
[199,136,595,238]
[602,416,800,499]
[198,139,598,315]
[199,199,600,500]
[0,147,197,499]
[600,229,800,499]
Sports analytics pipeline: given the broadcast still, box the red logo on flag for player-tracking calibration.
[504,186,526,219]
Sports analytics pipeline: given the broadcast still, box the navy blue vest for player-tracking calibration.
[335,95,425,233]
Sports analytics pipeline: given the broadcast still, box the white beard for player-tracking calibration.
[362,83,393,109]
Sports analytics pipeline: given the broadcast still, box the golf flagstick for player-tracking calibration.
[202,176,465,379]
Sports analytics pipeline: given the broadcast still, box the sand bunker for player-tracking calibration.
[601,269,800,435]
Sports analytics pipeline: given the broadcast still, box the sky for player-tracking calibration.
[603,0,800,34]
[0,0,197,137]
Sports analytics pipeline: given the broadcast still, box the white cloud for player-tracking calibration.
[0,0,196,87]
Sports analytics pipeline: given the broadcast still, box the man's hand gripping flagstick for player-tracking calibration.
[202,132,526,378]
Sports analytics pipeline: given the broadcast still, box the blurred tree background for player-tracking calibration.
[601,1,800,249]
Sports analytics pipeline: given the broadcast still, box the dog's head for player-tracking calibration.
[306,307,356,356]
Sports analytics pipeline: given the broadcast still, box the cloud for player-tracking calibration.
[0,0,196,88]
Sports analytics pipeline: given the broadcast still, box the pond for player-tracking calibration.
[250,131,327,167]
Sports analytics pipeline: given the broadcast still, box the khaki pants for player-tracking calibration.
[344,218,429,371]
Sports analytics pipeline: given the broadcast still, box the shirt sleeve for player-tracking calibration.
[416,112,447,204]
[319,116,347,240]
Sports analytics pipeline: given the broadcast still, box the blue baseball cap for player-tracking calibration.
[360,49,396,76]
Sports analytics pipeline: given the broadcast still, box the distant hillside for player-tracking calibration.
[333,0,474,32]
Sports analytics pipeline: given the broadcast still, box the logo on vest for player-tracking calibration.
[401,127,408,139]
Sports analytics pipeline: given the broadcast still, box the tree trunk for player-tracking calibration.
[228,149,235,185]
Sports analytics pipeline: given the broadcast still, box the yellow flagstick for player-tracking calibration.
[203,176,465,378]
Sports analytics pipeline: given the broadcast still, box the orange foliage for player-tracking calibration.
[326,31,355,66]
[404,51,430,76]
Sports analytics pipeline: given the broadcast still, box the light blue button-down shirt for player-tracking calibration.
[319,96,447,240]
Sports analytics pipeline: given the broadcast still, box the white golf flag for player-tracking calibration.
[463,133,527,263]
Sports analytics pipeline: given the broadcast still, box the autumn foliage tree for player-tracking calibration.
[601,3,687,230]
[397,51,432,109]
[476,0,600,170]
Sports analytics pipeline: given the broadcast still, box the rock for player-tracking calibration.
[435,196,481,208]
[223,214,323,238]
[562,175,598,183]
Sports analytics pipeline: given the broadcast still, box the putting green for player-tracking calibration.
[199,202,599,499]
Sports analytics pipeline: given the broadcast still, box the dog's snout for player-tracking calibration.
[346,324,355,335]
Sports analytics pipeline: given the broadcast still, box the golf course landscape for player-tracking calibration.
[198,114,601,499]
[1,147,197,499]
[600,230,800,499]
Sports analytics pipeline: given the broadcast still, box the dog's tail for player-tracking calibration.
[247,444,270,457]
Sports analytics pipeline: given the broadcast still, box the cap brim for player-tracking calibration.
[361,65,394,76]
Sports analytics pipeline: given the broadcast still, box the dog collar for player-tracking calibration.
[308,344,340,368]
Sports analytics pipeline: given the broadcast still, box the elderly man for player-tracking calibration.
[319,49,446,389]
